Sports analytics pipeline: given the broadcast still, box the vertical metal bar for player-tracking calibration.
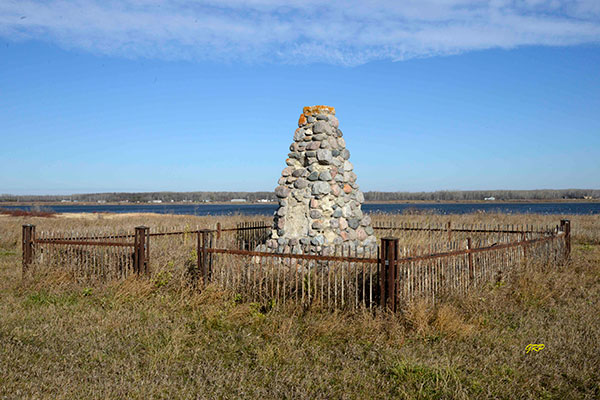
[561,219,571,259]
[380,237,399,311]
[134,226,149,275]
[467,237,474,281]
[22,224,35,277]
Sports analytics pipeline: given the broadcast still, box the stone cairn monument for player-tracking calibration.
[266,105,377,254]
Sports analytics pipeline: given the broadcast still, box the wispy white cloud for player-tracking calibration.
[1,0,599,65]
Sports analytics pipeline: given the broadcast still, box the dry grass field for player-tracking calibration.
[1,212,599,399]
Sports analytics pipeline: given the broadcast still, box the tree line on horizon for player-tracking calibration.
[1,189,598,203]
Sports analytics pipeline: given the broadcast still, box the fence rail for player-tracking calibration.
[21,219,571,311]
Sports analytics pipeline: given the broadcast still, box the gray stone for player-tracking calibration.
[294,128,305,141]
[347,171,357,183]
[289,152,302,160]
[316,149,333,165]
[328,137,338,148]
[307,171,319,181]
[319,171,332,181]
[311,181,331,195]
[292,168,305,177]
[365,226,374,235]
[294,179,308,189]
[307,116,316,123]
[286,158,300,167]
[342,204,352,217]
[337,137,346,147]
[332,149,340,157]
[275,186,290,198]
[357,228,367,241]
[320,141,330,149]
[300,238,311,245]
[278,177,286,185]
[316,114,329,120]
[309,209,322,219]
[277,217,285,229]
[277,207,286,217]
[355,191,364,203]
[333,208,343,218]
[341,149,350,159]
[313,133,326,141]
[312,221,323,230]
[335,128,343,137]
[305,151,316,157]
[329,115,339,128]
[343,160,353,171]
[312,121,330,134]
[311,235,325,246]
[348,219,360,229]
[330,219,339,228]
[282,166,293,176]
[307,141,320,150]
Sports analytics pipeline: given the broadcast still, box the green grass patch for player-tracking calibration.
[0,249,16,257]
[24,290,81,308]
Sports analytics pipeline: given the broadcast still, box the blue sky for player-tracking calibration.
[1,1,599,195]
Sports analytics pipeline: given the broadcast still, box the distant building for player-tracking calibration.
[257,199,272,202]
[584,196,593,200]
[230,199,247,202]
[484,197,496,201]
[97,200,106,203]
[150,200,162,203]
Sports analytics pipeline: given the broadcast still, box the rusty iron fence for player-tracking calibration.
[22,220,571,311]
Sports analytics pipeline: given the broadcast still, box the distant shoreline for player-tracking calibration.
[1,199,599,207]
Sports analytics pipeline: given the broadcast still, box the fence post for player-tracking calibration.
[521,232,527,264]
[134,226,150,275]
[216,222,221,240]
[198,229,213,286]
[560,219,571,259]
[379,237,399,312]
[447,221,452,242]
[467,237,474,280]
[22,224,35,278]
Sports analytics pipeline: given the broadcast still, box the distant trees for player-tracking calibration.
[1,189,599,203]
[363,189,600,201]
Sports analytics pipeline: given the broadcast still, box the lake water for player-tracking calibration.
[3,202,600,216]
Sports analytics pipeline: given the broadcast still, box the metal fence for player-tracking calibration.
[21,220,571,311]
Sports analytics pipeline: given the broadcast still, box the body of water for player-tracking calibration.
[2,202,600,216]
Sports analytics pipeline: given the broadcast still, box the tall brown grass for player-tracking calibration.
[0,212,599,398]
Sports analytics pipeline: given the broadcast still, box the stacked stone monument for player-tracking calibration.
[266,105,377,254]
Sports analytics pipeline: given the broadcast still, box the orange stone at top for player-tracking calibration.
[303,105,336,116]
[298,113,307,126]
